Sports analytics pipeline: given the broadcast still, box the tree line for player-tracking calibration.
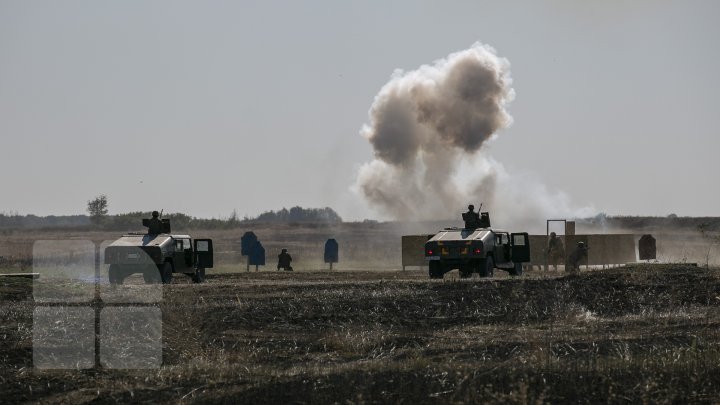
[0,198,342,231]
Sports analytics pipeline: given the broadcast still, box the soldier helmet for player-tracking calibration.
[550,232,556,237]
[152,211,159,217]
[281,248,287,253]
[468,204,474,211]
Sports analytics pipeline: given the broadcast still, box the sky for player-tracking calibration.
[1,0,718,221]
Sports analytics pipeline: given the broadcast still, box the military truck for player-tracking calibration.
[104,216,213,284]
[424,211,530,279]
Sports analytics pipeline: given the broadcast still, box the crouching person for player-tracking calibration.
[277,248,293,271]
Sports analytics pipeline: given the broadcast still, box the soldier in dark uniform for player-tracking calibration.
[147,211,162,234]
[462,205,480,229]
[547,232,565,271]
[567,241,588,273]
[277,248,293,271]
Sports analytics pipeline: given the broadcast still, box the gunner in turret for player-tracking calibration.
[147,210,163,234]
[462,205,481,229]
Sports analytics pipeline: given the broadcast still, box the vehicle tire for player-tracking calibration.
[459,265,472,279]
[193,267,206,283]
[429,260,444,279]
[108,264,124,285]
[509,262,523,277]
[480,257,494,278]
[160,261,173,284]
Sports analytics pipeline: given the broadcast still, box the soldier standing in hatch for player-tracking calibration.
[547,232,565,271]
[147,211,162,234]
[462,205,480,229]
[567,241,588,273]
[277,248,293,271]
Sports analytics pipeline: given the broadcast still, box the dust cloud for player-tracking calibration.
[354,42,593,231]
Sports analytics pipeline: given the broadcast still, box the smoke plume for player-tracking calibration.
[355,42,592,230]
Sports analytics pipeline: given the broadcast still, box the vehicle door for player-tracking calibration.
[181,238,193,268]
[194,239,214,268]
[172,238,191,272]
[493,232,511,264]
[511,233,531,263]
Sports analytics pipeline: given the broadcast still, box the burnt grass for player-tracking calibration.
[2,264,720,403]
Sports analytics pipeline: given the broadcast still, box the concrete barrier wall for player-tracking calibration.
[402,233,637,269]
[528,235,548,267]
[584,234,636,265]
[401,235,434,269]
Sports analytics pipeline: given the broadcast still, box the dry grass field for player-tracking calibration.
[1,223,720,403]
[2,264,720,403]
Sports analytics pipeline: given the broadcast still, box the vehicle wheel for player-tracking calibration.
[480,257,494,278]
[193,267,206,283]
[108,264,124,285]
[509,262,523,277]
[160,262,173,284]
[429,261,444,279]
[459,265,472,279]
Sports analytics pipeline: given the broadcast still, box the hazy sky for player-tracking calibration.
[1,1,718,220]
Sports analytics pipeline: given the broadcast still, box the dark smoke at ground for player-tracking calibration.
[355,42,592,230]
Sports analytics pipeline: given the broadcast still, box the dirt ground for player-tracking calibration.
[2,263,720,404]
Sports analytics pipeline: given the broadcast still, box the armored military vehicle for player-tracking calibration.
[424,211,530,279]
[104,215,213,284]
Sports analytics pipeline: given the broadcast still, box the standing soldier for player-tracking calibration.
[568,241,588,273]
[277,248,293,271]
[547,232,564,271]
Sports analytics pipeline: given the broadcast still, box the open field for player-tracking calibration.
[2,264,720,403]
[2,224,720,403]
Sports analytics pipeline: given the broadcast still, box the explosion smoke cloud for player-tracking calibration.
[355,42,593,229]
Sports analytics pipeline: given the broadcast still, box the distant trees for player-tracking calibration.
[87,195,109,225]
[0,213,89,229]
[0,205,344,230]
[254,206,342,224]
[98,207,341,230]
